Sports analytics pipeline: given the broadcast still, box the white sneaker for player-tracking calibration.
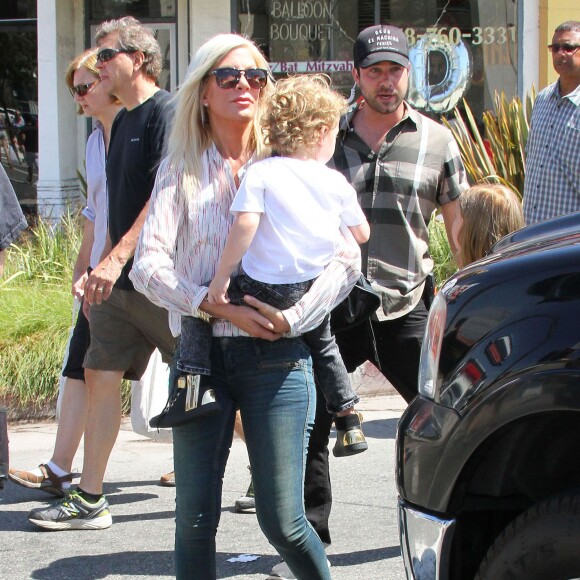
[268,555,331,579]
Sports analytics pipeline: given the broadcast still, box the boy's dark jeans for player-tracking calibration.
[178,273,359,414]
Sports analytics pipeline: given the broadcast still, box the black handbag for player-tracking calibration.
[330,274,381,335]
[149,373,221,429]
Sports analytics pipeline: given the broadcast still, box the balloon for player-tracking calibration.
[408,34,472,114]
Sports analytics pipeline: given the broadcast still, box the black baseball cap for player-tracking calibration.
[353,25,409,68]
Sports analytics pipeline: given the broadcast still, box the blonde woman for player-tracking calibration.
[10,49,122,497]
[453,184,525,267]
[131,34,359,579]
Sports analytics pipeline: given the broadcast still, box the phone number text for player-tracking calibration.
[405,26,516,46]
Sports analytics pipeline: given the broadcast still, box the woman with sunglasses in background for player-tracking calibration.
[131,34,359,579]
[9,49,123,497]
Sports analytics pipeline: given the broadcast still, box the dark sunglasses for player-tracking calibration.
[96,47,137,63]
[70,80,99,97]
[548,43,580,55]
[207,67,268,90]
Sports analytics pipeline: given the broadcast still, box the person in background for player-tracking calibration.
[11,110,25,162]
[130,33,359,579]
[0,115,13,169]
[270,23,468,580]
[20,117,39,183]
[27,16,176,531]
[0,163,26,277]
[523,20,580,225]
[454,184,524,268]
[9,49,122,496]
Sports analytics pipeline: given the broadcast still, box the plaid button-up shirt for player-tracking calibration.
[523,81,580,225]
[329,102,467,320]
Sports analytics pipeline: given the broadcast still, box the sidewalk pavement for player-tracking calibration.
[1,389,408,580]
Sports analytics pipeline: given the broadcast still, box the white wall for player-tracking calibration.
[37,0,84,221]
[519,0,540,97]
[189,0,232,56]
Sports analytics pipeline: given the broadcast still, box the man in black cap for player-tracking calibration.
[328,23,468,402]
[268,24,468,579]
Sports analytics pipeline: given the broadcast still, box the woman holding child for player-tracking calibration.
[130,34,362,579]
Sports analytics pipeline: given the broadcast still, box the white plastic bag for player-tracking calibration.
[130,349,173,442]
[9,144,20,164]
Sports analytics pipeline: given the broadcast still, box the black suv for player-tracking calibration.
[397,212,580,580]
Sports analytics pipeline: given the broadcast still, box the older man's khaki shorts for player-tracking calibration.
[84,287,176,381]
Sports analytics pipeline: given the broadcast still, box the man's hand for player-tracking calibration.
[84,255,123,306]
[243,295,291,334]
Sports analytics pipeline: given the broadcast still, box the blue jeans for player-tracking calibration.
[179,273,358,414]
[172,336,331,580]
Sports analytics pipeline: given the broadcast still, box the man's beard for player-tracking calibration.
[361,88,405,115]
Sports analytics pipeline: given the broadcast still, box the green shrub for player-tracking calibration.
[442,90,536,197]
[0,282,71,414]
[0,211,131,418]
[429,215,457,288]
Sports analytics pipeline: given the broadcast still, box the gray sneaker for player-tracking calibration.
[234,476,255,513]
[268,555,331,579]
[28,490,112,530]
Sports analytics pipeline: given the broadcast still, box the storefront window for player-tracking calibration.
[0,2,38,214]
[87,0,176,20]
[235,0,518,120]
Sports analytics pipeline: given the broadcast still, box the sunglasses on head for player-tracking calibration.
[207,67,268,90]
[548,43,580,55]
[70,80,99,97]
[96,47,137,63]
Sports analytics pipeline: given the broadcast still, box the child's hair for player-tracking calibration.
[261,74,348,156]
[459,184,524,265]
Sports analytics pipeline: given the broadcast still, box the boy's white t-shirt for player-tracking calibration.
[230,156,365,284]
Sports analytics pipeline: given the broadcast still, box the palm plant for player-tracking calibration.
[429,89,536,286]
[442,89,536,197]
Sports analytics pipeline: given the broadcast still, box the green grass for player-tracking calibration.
[0,283,71,413]
[0,213,81,417]
[0,211,129,418]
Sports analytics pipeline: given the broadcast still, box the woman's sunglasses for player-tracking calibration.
[96,47,137,63]
[207,67,268,90]
[70,80,99,97]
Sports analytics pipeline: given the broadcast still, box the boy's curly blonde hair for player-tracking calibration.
[261,74,348,156]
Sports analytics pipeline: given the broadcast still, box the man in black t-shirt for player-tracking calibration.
[28,17,176,532]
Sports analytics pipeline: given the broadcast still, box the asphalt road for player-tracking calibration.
[1,394,407,580]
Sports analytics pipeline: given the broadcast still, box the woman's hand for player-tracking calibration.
[204,302,282,341]
[72,271,88,301]
[243,295,291,334]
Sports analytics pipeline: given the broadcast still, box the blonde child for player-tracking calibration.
[183,74,370,456]
[453,184,524,268]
